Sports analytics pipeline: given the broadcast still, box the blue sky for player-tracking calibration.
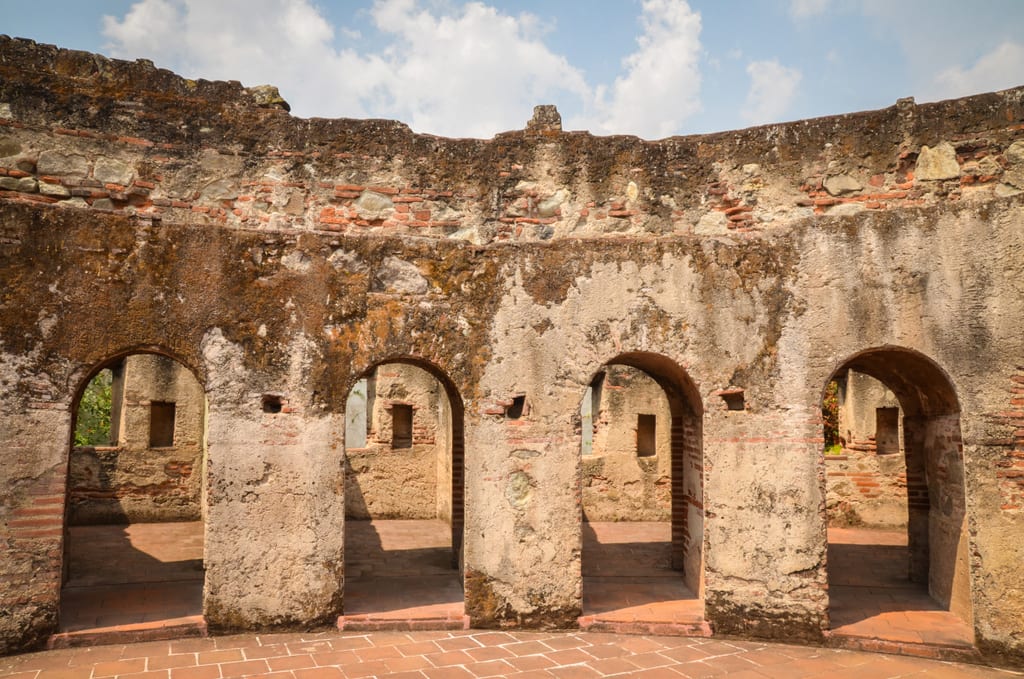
[4,0,1024,139]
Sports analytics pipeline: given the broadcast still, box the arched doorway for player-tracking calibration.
[340,359,465,629]
[579,352,705,633]
[61,352,207,637]
[822,347,973,648]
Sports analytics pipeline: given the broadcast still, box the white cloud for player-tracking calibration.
[103,0,591,138]
[790,0,828,19]
[930,41,1024,100]
[364,0,591,137]
[102,0,706,139]
[741,59,802,125]
[575,0,703,139]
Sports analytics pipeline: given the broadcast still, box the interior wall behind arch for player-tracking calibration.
[344,362,451,520]
[68,354,206,525]
[582,365,672,522]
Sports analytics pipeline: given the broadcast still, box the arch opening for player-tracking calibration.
[340,358,465,628]
[579,352,705,631]
[61,352,207,636]
[822,347,973,648]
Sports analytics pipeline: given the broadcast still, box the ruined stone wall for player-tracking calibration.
[582,365,672,521]
[826,369,908,527]
[837,369,902,451]
[68,354,205,525]
[1,37,1023,666]
[344,363,449,519]
[825,452,908,528]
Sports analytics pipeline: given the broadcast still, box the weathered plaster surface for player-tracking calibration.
[1,37,1022,665]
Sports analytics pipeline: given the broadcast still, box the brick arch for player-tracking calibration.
[68,345,207,409]
[348,355,466,566]
[583,351,704,595]
[823,345,960,418]
[823,346,971,626]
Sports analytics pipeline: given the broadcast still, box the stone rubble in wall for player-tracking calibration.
[2,111,1023,244]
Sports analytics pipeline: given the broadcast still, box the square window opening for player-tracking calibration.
[637,413,657,457]
[506,395,526,419]
[392,403,413,449]
[150,401,176,448]
[262,394,283,414]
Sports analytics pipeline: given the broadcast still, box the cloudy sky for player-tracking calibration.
[5,0,1024,139]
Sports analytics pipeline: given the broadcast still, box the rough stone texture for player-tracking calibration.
[915,142,961,181]
[68,354,206,524]
[344,362,453,520]
[824,370,909,528]
[0,37,1023,667]
[582,365,672,521]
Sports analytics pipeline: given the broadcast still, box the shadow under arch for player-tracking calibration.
[822,345,973,643]
[61,347,208,636]
[579,351,705,629]
[340,355,466,626]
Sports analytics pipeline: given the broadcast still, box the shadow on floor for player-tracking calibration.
[342,519,463,620]
[827,527,973,647]
[61,522,204,632]
[582,521,701,624]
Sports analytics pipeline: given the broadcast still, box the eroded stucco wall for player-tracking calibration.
[827,370,909,528]
[0,37,1023,665]
[582,365,672,521]
[344,362,450,519]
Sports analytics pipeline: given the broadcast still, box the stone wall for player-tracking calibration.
[826,369,908,527]
[344,362,452,520]
[68,354,205,525]
[837,369,902,452]
[582,365,672,521]
[0,36,1023,666]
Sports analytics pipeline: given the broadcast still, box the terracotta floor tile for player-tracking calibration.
[36,667,94,679]
[422,666,476,679]
[548,665,604,679]
[91,657,148,677]
[7,625,1018,679]
[828,527,973,650]
[169,664,220,679]
[293,667,345,679]
[464,659,515,677]
[384,654,433,673]
[627,667,687,678]
[382,672,427,679]
[267,656,317,672]
[434,637,481,652]
[147,654,198,671]
[504,641,552,657]
[506,655,557,672]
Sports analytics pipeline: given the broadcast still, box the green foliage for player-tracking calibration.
[824,443,844,456]
[74,369,113,446]
[822,379,840,451]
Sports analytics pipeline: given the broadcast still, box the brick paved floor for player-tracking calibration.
[341,520,464,628]
[3,629,1018,679]
[828,527,973,648]
[61,523,204,634]
[582,522,703,630]
[57,521,976,657]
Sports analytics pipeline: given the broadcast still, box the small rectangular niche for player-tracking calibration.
[636,413,656,457]
[506,395,526,420]
[875,407,900,455]
[149,401,176,448]
[720,388,745,411]
[391,403,413,449]
[262,394,283,414]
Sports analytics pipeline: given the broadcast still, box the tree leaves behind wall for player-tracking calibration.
[74,369,113,446]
